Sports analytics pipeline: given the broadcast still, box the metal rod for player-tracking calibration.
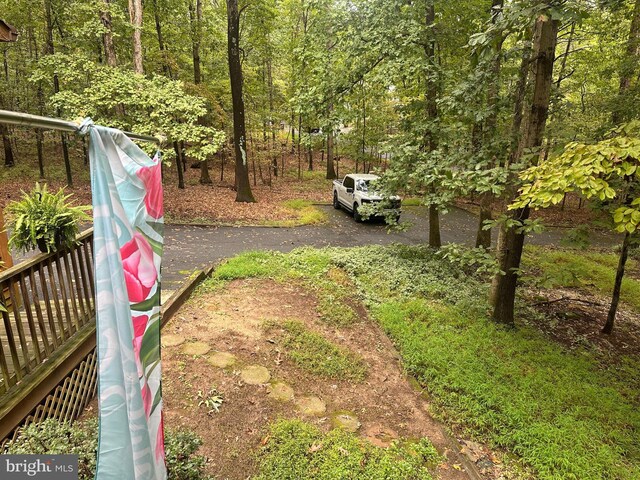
[0,109,160,144]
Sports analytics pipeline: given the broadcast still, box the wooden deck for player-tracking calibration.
[0,231,94,396]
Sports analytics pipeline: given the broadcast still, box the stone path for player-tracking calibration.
[195,345,363,436]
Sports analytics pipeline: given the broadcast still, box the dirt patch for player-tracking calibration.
[161,278,501,479]
[526,287,640,362]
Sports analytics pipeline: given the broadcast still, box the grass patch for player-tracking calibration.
[204,245,640,478]
[523,246,640,312]
[275,199,327,227]
[401,197,422,206]
[266,320,366,381]
[254,419,440,480]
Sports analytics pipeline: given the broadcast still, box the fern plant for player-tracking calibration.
[5,183,91,254]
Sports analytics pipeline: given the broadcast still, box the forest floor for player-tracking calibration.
[156,246,640,479]
[161,278,491,480]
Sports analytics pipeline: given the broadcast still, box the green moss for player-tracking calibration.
[266,320,366,381]
[254,419,440,480]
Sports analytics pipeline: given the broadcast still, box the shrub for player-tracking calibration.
[3,419,212,480]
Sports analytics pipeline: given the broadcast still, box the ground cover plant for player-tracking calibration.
[201,244,640,479]
[264,319,367,380]
[3,419,212,480]
[522,246,640,312]
[254,419,440,480]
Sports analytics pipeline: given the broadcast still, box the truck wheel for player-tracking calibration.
[333,192,340,210]
[353,203,362,222]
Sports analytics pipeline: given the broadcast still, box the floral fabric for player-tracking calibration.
[87,123,166,480]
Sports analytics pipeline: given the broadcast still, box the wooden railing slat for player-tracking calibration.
[46,259,67,342]
[7,283,30,373]
[18,273,44,365]
[37,262,59,348]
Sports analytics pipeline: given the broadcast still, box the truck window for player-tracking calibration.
[344,176,354,189]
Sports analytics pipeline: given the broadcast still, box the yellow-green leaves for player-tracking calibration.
[510,126,640,234]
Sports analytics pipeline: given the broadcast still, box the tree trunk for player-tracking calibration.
[428,204,441,248]
[613,0,640,125]
[508,28,533,166]
[44,0,73,186]
[173,141,185,189]
[326,131,336,179]
[227,0,255,202]
[475,193,492,248]
[1,124,14,167]
[128,0,144,74]
[152,0,172,77]
[603,232,631,334]
[101,0,118,67]
[36,129,45,177]
[491,12,559,325]
[307,129,313,171]
[189,0,202,84]
[424,2,441,247]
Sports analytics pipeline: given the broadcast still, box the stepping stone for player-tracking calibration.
[181,341,211,356]
[364,425,398,448]
[332,413,361,433]
[162,334,185,347]
[268,382,294,401]
[240,365,271,385]
[295,396,326,416]
[208,351,237,368]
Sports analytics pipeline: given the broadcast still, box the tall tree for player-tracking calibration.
[44,0,73,186]
[101,0,118,67]
[613,0,640,124]
[227,0,255,202]
[129,0,144,74]
[491,9,559,325]
[424,0,441,248]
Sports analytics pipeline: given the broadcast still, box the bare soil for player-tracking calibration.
[161,278,507,480]
[526,287,640,363]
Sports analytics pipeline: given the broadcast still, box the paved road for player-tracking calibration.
[8,204,619,291]
[162,205,619,289]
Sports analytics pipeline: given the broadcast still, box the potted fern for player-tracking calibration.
[5,183,91,254]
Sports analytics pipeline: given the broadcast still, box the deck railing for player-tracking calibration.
[0,230,94,396]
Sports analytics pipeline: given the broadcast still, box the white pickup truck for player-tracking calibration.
[332,173,401,222]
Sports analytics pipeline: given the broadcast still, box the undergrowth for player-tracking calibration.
[522,246,640,312]
[264,319,367,381]
[254,419,440,480]
[201,244,640,479]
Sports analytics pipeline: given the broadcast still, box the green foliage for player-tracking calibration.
[196,387,224,415]
[5,183,90,253]
[4,419,213,480]
[513,122,640,234]
[37,58,226,161]
[560,225,592,249]
[265,320,366,381]
[254,419,440,480]
[436,243,502,278]
[522,246,640,312]
[373,299,640,479]
[216,245,640,478]
[4,419,97,479]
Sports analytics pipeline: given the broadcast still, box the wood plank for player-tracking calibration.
[0,209,12,272]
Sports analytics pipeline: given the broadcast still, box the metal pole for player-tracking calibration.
[0,109,160,144]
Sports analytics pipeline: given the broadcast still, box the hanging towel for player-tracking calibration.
[85,121,166,480]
